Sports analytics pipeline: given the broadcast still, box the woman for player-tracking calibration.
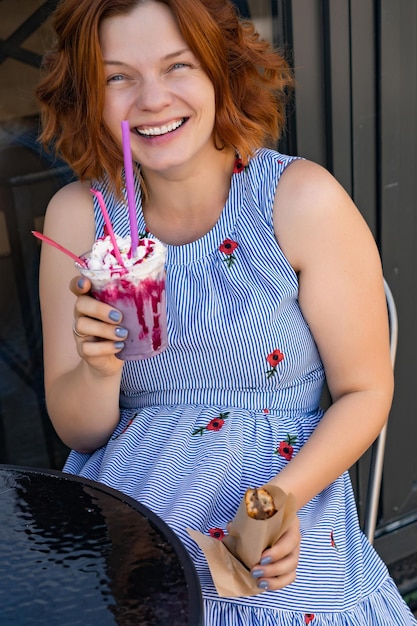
[36,0,415,623]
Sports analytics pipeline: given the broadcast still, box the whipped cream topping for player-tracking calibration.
[84,234,166,274]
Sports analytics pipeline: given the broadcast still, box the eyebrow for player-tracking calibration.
[103,48,191,66]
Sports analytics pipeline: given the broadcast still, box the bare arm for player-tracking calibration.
[269,159,394,510]
[40,181,125,452]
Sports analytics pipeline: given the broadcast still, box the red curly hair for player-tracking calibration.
[36,0,293,190]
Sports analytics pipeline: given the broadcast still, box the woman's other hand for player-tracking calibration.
[250,515,301,591]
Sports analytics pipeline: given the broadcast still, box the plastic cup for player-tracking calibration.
[76,252,168,360]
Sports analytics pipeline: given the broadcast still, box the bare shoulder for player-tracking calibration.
[278,157,341,187]
[43,179,95,255]
[273,159,374,272]
[46,179,93,219]
[274,159,357,225]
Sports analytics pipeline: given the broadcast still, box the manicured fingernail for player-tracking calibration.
[251,569,264,579]
[258,580,269,590]
[260,556,272,566]
[109,310,122,322]
[114,341,125,350]
[115,327,128,339]
[77,277,85,289]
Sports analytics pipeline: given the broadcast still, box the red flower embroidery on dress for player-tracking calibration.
[274,434,297,461]
[263,408,269,414]
[192,412,230,436]
[305,614,315,624]
[233,157,248,173]
[219,239,238,255]
[209,528,225,540]
[266,349,284,378]
[219,239,238,268]
[206,416,225,431]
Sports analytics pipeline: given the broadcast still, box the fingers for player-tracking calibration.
[75,333,126,359]
[70,276,127,357]
[250,517,301,591]
[70,275,91,295]
[251,551,298,591]
[72,313,127,371]
[73,316,127,345]
[71,275,123,332]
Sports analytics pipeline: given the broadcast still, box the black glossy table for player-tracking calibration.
[0,465,204,625]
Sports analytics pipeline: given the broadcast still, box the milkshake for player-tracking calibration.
[77,234,168,360]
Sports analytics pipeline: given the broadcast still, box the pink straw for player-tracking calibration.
[32,231,88,267]
[90,189,125,268]
[121,120,139,257]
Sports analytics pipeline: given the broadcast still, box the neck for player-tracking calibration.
[141,148,236,245]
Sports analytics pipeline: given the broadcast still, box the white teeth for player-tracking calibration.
[137,118,184,136]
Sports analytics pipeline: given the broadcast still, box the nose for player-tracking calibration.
[135,74,172,112]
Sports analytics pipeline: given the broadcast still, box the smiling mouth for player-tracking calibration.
[136,118,186,137]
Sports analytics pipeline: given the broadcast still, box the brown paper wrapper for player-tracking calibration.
[187,483,297,597]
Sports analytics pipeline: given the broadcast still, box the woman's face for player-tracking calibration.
[99,1,217,179]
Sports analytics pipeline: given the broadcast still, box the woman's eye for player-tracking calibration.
[107,74,125,83]
[170,62,189,71]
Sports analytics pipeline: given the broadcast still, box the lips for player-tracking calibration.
[135,118,186,137]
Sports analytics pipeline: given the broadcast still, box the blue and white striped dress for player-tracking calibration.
[64,148,416,625]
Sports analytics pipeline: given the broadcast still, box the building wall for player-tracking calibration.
[287,0,417,564]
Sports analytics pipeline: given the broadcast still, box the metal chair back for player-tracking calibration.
[363,279,398,543]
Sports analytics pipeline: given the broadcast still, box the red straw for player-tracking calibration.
[121,120,139,257]
[90,189,125,268]
[32,231,88,267]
